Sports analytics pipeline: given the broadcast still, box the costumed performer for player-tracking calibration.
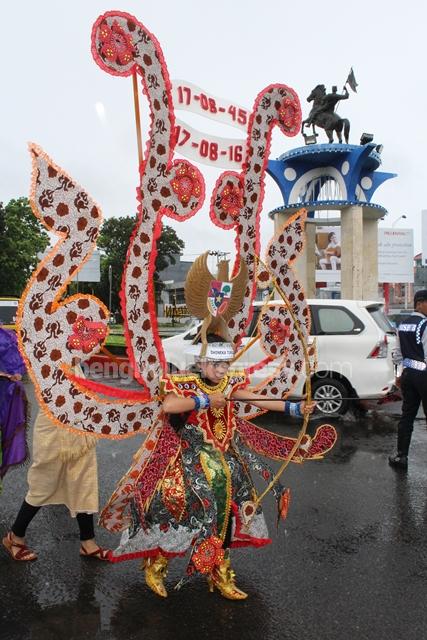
[101,257,337,600]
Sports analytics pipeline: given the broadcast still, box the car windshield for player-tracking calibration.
[366,304,395,334]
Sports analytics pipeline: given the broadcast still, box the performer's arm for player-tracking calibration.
[232,388,315,415]
[163,391,226,414]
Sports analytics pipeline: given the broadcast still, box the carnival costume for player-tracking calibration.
[12,10,337,590]
[103,257,336,597]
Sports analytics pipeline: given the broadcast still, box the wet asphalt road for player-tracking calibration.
[0,387,426,640]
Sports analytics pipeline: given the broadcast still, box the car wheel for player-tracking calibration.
[311,378,349,415]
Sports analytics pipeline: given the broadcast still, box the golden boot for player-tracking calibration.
[142,554,168,598]
[208,557,248,600]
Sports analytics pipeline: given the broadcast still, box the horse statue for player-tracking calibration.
[301,84,350,144]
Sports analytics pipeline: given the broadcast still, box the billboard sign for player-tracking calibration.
[315,226,341,283]
[378,228,413,283]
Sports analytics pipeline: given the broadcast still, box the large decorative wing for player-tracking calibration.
[232,210,314,420]
[208,85,302,349]
[18,9,305,442]
[18,145,161,439]
[18,12,209,438]
[91,11,205,395]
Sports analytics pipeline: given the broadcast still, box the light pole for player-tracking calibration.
[108,265,112,317]
[163,280,175,325]
[391,214,407,228]
[171,289,177,327]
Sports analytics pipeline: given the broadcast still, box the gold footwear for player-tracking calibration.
[142,554,168,598]
[207,558,248,600]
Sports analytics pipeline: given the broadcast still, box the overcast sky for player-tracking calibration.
[1,0,426,259]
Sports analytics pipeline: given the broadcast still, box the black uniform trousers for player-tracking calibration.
[397,367,427,455]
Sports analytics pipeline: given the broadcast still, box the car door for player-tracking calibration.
[310,304,367,382]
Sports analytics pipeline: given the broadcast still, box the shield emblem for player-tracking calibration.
[207,280,233,316]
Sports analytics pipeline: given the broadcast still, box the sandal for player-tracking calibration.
[80,544,111,561]
[2,532,38,561]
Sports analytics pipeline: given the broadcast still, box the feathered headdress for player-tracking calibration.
[184,252,248,355]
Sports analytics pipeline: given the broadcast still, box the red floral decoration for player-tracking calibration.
[67,315,107,354]
[268,319,290,346]
[170,163,202,204]
[192,535,225,574]
[220,182,244,218]
[99,20,135,65]
[277,97,299,129]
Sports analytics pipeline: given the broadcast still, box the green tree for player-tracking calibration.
[93,216,185,316]
[0,198,50,296]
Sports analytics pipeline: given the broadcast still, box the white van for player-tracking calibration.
[162,299,397,416]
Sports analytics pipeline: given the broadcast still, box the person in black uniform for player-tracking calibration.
[389,289,427,470]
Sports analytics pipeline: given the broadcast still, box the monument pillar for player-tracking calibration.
[341,205,363,299]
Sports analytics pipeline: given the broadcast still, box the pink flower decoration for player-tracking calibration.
[220,183,244,218]
[99,21,135,65]
[268,318,290,346]
[67,315,107,354]
[277,97,299,129]
[170,163,202,204]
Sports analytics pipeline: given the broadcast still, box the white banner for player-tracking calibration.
[421,209,427,266]
[174,118,246,170]
[172,80,250,132]
[378,228,414,283]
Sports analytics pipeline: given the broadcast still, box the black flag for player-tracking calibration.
[346,67,358,93]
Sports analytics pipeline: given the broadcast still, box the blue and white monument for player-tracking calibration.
[267,87,396,299]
